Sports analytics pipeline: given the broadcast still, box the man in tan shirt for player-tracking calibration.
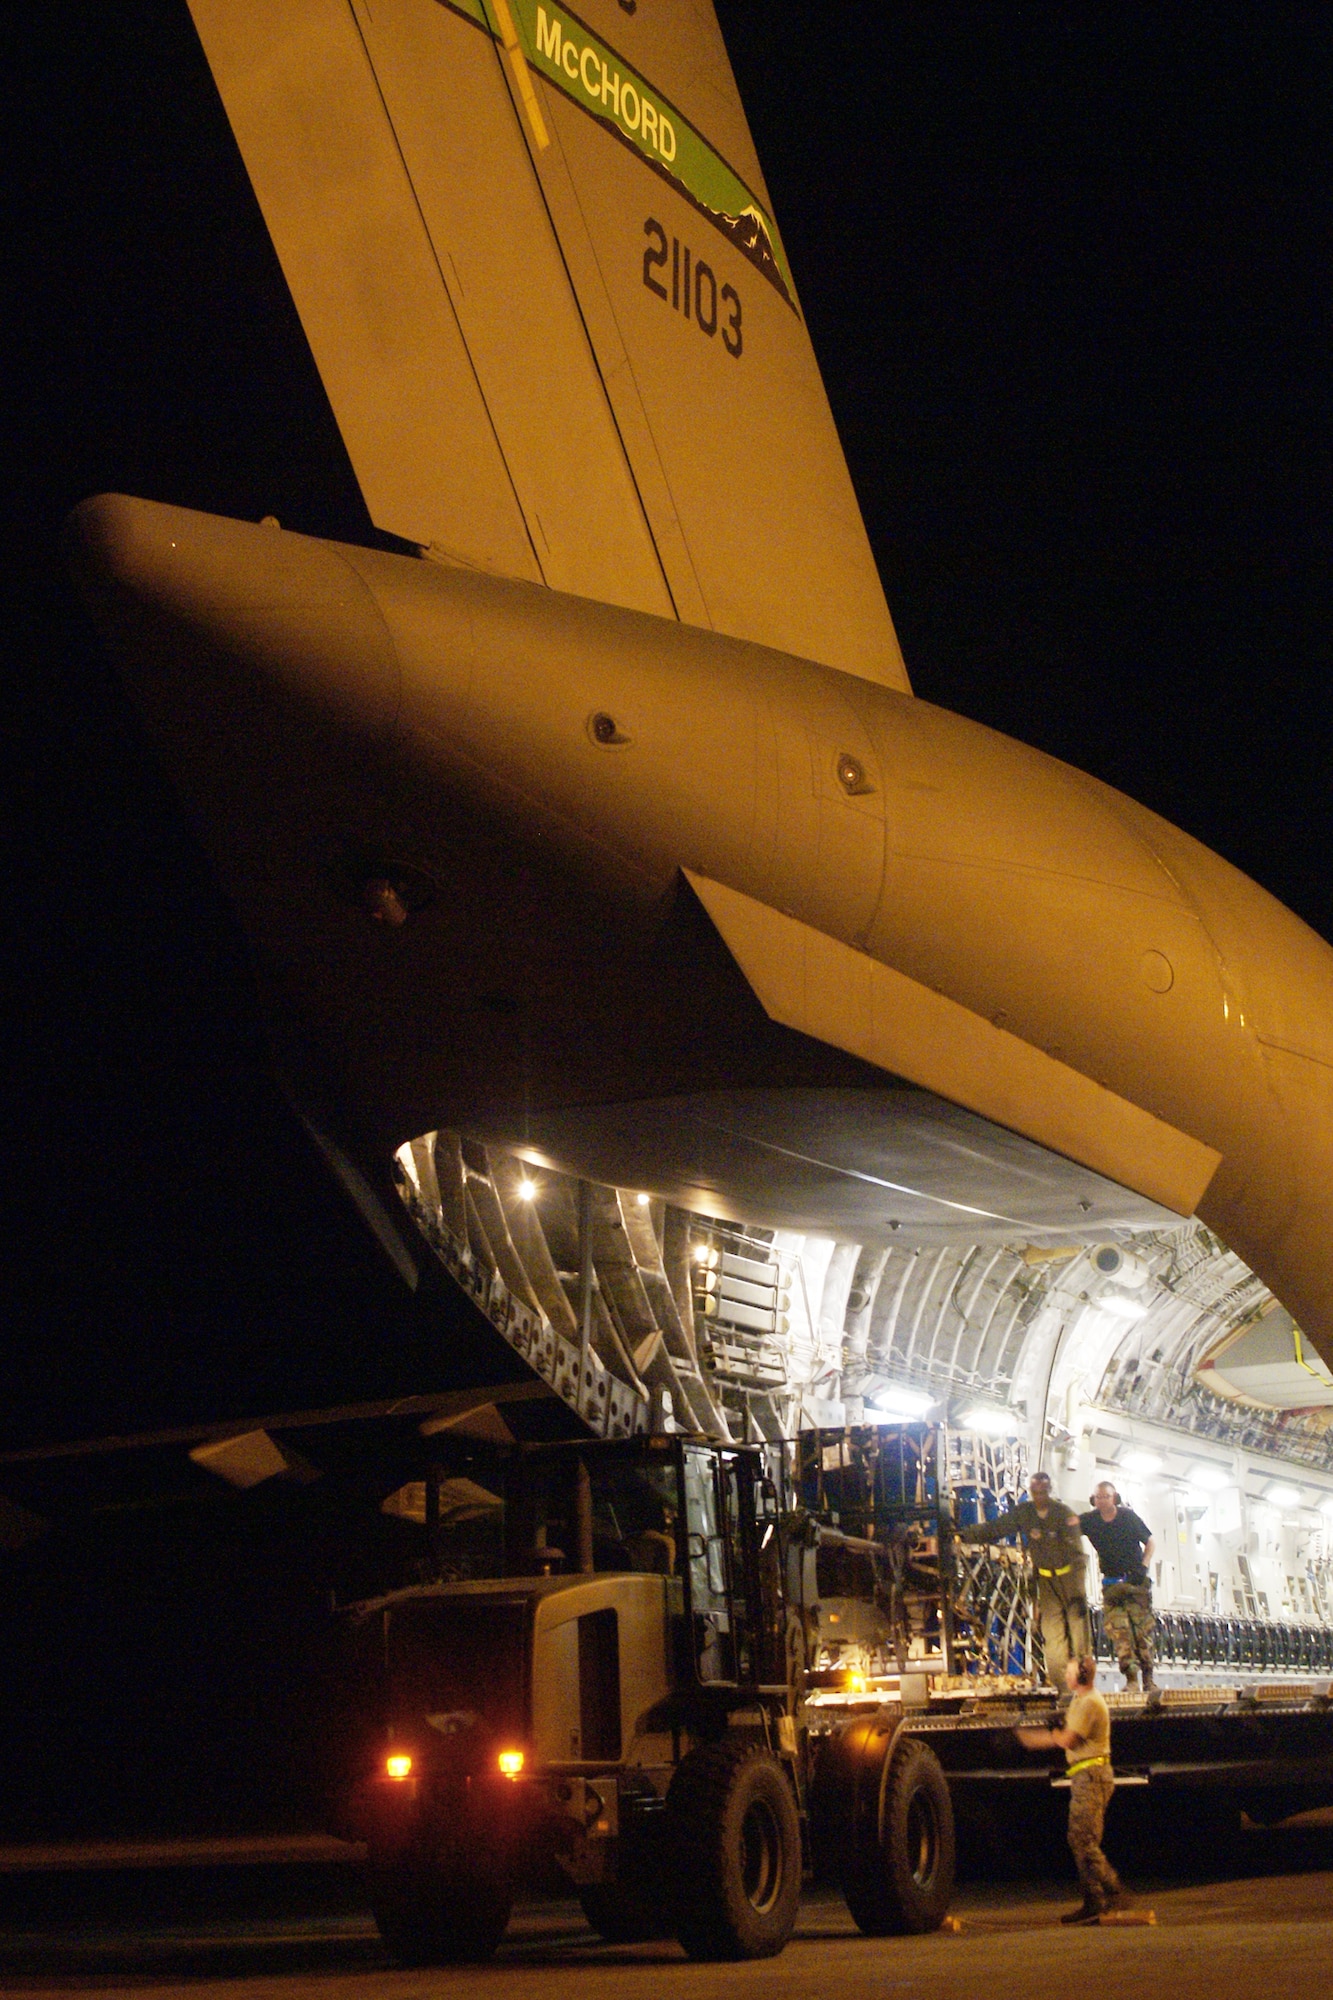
[1016,1654,1123,1923]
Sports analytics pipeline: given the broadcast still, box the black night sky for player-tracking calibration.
[1,2,1330,1835]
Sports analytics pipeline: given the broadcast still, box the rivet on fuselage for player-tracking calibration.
[364,878,409,926]
[836,751,870,794]
[589,711,630,746]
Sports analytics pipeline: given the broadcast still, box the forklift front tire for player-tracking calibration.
[667,1740,802,1960]
[841,1738,955,1935]
[365,1861,512,1964]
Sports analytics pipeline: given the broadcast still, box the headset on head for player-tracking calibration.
[1091,1483,1122,1506]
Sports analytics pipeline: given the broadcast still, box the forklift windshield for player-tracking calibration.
[502,1449,682,1578]
[408,1439,684,1582]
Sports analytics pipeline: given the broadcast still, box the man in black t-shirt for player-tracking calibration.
[1080,1482,1156,1692]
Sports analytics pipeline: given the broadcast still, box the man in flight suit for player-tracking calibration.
[1080,1481,1156,1691]
[955,1469,1090,1686]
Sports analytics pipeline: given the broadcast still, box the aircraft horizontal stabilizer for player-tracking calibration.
[686,871,1223,1220]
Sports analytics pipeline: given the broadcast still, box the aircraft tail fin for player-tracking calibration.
[186,0,909,687]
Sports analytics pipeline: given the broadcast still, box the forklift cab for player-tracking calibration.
[417,1434,788,1694]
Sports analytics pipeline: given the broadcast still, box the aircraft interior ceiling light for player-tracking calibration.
[1188,1464,1233,1491]
[868,1385,937,1418]
[958,1406,1015,1437]
[1120,1449,1164,1476]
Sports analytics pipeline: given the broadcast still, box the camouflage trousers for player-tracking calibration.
[1102,1582,1155,1681]
[1067,1764,1120,1906]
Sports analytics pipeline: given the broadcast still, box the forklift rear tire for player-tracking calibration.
[365,1863,512,1964]
[841,1739,955,1935]
[578,1881,670,1943]
[667,1740,802,1960]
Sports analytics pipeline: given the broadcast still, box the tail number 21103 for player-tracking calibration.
[643,219,742,358]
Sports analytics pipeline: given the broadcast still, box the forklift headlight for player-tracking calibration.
[385,1753,413,1780]
[497,1749,525,1779]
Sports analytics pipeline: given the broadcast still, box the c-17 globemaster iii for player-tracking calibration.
[66,0,1333,1797]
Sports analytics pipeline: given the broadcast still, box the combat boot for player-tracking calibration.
[1121,1663,1140,1691]
[1060,1895,1104,1925]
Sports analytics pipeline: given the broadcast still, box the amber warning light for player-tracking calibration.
[498,1749,525,1779]
[385,1754,413,1781]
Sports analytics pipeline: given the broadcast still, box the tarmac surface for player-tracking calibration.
[0,1819,1331,2000]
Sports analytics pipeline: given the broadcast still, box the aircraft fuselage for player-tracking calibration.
[68,493,1333,1350]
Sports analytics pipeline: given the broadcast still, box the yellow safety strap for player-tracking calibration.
[1067,1755,1110,1776]
[1037,1563,1074,1577]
